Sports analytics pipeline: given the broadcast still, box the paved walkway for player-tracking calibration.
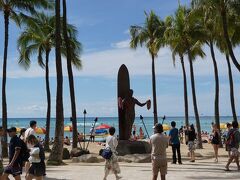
[13,157,240,180]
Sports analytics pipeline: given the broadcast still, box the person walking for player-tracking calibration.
[103,127,121,180]
[26,135,46,180]
[0,127,4,178]
[24,121,37,142]
[223,123,232,157]
[2,127,22,180]
[210,124,220,162]
[169,121,182,164]
[150,123,169,180]
[187,124,196,162]
[225,121,240,171]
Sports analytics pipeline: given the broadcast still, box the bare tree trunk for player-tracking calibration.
[62,0,78,149]
[226,54,237,121]
[2,11,10,157]
[180,55,189,127]
[151,54,158,124]
[44,49,51,151]
[209,41,220,130]
[48,0,64,165]
[188,50,202,149]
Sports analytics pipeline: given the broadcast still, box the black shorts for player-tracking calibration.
[29,162,46,177]
[4,163,22,177]
[133,131,136,136]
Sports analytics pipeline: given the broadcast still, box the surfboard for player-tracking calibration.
[117,64,130,140]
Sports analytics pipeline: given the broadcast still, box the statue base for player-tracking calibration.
[116,140,151,156]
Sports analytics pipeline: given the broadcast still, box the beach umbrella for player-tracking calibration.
[64,126,73,132]
[35,127,46,134]
[220,123,227,130]
[95,124,111,130]
[163,124,170,131]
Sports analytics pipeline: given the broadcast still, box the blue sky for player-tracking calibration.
[0,0,240,118]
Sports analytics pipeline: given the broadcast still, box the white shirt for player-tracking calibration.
[29,147,40,163]
[106,135,118,153]
[24,127,35,142]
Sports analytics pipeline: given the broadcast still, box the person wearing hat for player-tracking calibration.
[150,123,169,180]
[2,127,22,180]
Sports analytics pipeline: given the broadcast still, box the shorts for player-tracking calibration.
[188,141,195,152]
[152,159,167,176]
[4,163,22,177]
[133,131,136,136]
[230,148,239,157]
[28,162,46,177]
[0,160,4,174]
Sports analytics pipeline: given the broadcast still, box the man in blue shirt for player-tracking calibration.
[2,127,22,180]
[169,121,182,164]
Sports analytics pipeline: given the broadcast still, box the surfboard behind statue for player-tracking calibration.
[117,64,130,140]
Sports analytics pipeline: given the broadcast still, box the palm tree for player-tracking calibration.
[62,0,81,149]
[192,5,221,131]
[18,12,81,151]
[192,0,240,72]
[0,0,51,157]
[48,0,64,164]
[172,6,205,148]
[129,11,165,124]
[164,16,189,127]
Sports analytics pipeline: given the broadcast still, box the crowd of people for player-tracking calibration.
[0,120,46,180]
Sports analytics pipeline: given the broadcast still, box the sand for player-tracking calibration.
[3,143,240,180]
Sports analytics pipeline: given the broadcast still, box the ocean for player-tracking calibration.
[2,116,238,139]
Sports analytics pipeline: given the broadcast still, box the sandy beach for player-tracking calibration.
[3,142,240,180]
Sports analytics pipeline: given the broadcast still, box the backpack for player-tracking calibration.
[226,130,236,148]
[99,148,112,160]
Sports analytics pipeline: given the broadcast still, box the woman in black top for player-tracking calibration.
[211,124,220,162]
[187,124,196,162]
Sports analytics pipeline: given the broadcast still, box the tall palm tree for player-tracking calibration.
[62,0,81,149]
[192,0,240,72]
[0,0,51,157]
[164,16,189,127]
[129,11,166,124]
[17,13,81,151]
[48,0,64,164]
[192,5,221,131]
[172,6,205,148]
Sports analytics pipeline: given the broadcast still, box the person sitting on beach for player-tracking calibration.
[225,120,240,171]
[26,135,46,180]
[103,127,122,180]
[64,136,71,146]
[210,124,220,162]
[2,127,22,180]
[150,123,168,180]
[139,127,144,139]
[169,121,182,164]
[187,124,196,162]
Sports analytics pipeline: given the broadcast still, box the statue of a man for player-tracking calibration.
[119,89,151,140]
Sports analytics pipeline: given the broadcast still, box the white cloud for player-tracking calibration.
[111,39,130,49]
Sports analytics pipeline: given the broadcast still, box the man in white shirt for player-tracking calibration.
[150,123,169,180]
[24,120,37,142]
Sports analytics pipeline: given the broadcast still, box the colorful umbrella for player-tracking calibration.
[35,127,46,134]
[95,124,111,130]
[163,124,170,131]
[64,126,73,132]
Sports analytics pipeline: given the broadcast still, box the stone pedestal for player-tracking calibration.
[116,140,151,156]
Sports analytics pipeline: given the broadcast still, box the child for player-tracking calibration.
[26,135,45,180]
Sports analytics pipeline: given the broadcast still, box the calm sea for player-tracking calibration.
[1,116,238,139]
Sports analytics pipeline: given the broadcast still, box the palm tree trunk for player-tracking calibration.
[188,50,202,149]
[151,54,158,124]
[220,4,240,71]
[1,11,10,158]
[44,49,51,151]
[226,54,237,121]
[209,41,220,130]
[48,0,64,165]
[63,0,78,149]
[180,55,189,127]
